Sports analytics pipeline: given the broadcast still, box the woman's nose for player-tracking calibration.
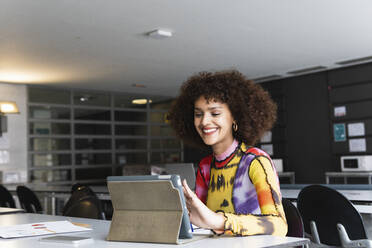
[201,114,210,125]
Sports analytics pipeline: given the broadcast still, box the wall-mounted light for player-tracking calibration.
[132,99,152,105]
[0,101,20,114]
[0,101,20,136]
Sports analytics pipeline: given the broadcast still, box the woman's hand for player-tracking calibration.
[182,179,226,233]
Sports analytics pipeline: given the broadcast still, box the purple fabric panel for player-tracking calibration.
[232,154,260,214]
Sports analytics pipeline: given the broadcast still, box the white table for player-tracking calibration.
[0,213,309,248]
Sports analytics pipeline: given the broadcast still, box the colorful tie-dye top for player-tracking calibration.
[195,142,288,236]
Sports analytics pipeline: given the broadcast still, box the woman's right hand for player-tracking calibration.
[182,179,226,232]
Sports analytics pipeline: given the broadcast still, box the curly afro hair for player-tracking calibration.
[168,70,277,149]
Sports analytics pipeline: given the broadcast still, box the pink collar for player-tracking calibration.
[214,139,239,161]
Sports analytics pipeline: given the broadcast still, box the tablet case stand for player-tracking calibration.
[107,180,186,244]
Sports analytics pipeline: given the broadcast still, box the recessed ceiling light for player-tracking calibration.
[147,29,172,39]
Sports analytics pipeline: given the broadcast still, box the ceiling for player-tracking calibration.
[1,0,372,97]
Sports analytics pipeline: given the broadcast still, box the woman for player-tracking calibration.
[168,70,287,236]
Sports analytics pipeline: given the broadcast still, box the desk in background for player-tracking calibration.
[0,207,25,215]
[278,172,295,184]
[281,184,372,214]
[325,171,372,184]
[0,213,309,248]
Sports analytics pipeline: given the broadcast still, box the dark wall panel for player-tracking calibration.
[328,63,372,170]
[328,63,372,86]
[330,83,372,103]
[283,72,331,183]
[271,127,286,142]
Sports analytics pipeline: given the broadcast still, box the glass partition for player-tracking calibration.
[28,86,182,184]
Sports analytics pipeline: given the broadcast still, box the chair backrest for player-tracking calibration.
[16,186,43,213]
[62,185,105,220]
[0,184,16,208]
[71,183,85,194]
[297,184,367,246]
[282,198,304,238]
[63,196,104,219]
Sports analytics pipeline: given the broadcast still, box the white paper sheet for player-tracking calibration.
[348,122,365,137]
[261,144,274,155]
[349,138,366,152]
[0,150,10,164]
[191,225,212,235]
[334,106,346,117]
[260,131,272,143]
[0,221,91,239]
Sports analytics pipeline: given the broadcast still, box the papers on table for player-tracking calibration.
[0,221,92,239]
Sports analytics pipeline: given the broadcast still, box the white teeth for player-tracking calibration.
[203,128,217,133]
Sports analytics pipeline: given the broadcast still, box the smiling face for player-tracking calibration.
[194,96,235,155]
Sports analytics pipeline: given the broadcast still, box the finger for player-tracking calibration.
[182,179,194,196]
[182,180,193,200]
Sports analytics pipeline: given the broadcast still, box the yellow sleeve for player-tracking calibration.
[223,156,288,236]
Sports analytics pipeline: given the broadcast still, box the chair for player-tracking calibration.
[297,184,372,247]
[70,184,112,220]
[62,185,105,220]
[282,198,304,238]
[0,184,16,208]
[16,185,43,213]
[70,183,85,194]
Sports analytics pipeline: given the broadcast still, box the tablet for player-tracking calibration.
[151,163,196,190]
[107,175,193,239]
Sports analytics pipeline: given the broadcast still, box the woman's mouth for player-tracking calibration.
[202,127,218,135]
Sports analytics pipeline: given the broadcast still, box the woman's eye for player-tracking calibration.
[212,113,220,116]
[194,113,202,117]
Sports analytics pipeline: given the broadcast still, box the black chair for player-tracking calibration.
[62,185,105,220]
[0,184,16,208]
[282,198,304,238]
[297,184,372,247]
[70,183,85,194]
[16,185,43,213]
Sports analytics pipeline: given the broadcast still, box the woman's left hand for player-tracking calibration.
[182,179,226,232]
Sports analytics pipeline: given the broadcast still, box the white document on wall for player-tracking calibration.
[0,134,10,149]
[0,150,10,164]
[260,131,272,143]
[348,122,365,137]
[349,138,367,152]
[261,144,274,155]
[334,106,346,117]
